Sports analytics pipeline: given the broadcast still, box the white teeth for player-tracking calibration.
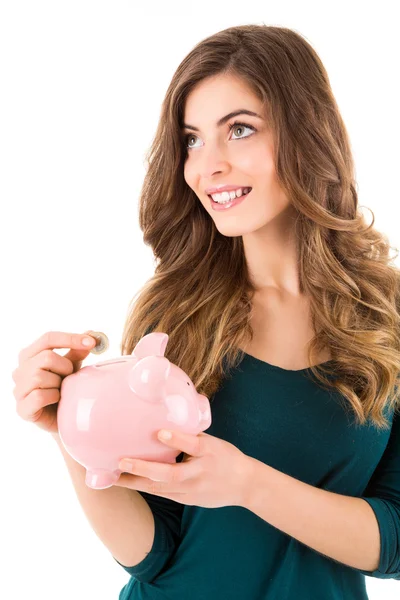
[211,187,251,203]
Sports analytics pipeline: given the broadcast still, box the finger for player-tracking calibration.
[18,331,96,364]
[16,388,60,422]
[30,348,76,377]
[119,457,200,483]
[114,474,185,499]
[157,429,206,457]
[118,459,179,483]
[12,349,76,401]
[13,367,61,402]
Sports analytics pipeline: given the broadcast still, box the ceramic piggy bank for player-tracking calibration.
[57,332,212,490]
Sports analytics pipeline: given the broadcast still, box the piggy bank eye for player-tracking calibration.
[187,381,190,386]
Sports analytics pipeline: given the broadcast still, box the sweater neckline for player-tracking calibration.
[242,351,335,374]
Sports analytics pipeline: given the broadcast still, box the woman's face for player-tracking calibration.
[182,73,293,238]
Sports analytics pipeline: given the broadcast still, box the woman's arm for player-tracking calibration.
[51,432,155,568]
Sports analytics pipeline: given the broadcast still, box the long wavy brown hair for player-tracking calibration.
[120,24,400,431]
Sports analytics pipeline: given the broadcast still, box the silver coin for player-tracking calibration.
[83,330,110,355]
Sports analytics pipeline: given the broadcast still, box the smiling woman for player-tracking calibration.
[121,24,400,433]
[115,23,400,600]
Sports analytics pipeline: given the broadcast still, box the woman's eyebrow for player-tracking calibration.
[181,109,263,132]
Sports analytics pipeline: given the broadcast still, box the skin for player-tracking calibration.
[182,73,303,306]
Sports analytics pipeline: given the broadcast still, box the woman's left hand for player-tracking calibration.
[114,429,253,509]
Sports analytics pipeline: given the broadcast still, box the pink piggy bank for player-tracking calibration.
[57,332,212,490]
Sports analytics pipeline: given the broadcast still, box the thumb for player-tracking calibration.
[64,346,95,373]
[64,333,97,373]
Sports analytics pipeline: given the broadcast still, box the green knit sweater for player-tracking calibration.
[115,352,400,599]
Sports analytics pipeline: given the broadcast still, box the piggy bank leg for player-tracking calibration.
[85,468,120,490]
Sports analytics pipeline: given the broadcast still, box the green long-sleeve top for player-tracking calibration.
[115,352,400,599]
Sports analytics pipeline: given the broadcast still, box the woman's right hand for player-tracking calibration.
[12,331,97,434]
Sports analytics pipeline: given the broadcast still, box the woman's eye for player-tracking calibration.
[184,122,255,150]
[229,123,255,140]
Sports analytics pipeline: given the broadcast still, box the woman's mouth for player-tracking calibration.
[209,188,252,211]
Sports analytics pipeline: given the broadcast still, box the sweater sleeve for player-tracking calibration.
[355,408,400,579]
[113,453,184,583]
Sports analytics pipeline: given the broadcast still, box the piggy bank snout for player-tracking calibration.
[197,393,212,428]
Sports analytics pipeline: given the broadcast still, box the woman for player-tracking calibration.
[13,24,400,600]
[116,23,400,599]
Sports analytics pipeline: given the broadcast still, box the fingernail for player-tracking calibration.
[82,336,94,347]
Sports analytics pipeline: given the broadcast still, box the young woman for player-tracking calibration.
[13,24,400,600]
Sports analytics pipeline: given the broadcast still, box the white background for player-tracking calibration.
[1,1,399,598]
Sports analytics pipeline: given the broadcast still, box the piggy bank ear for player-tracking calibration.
[133,332,169,359]
[128,355,170,403]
